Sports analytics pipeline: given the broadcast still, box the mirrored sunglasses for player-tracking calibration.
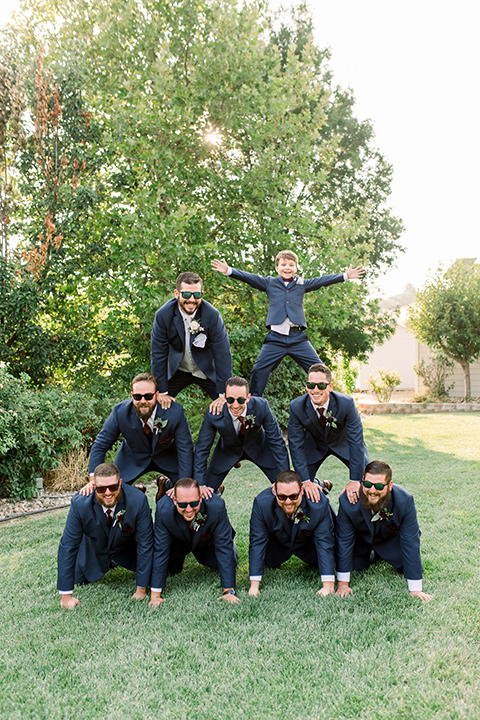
[362,480,389,491]
[180,291,203,299]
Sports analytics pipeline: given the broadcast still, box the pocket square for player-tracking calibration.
[192,333,207,348]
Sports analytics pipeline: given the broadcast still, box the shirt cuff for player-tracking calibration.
[343,272,348,281]
[321,575,335,583]
[337,572,351,582]
[407,579,422,592]
[59,590,74,595]
[249,575,262,581]
[226,267,232,275]
[150,587,163,593]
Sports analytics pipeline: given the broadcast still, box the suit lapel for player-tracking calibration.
[107,489,126,549]
[305,397,324,440]
[324,394,338,440]
[94,497,110,542]
[174,307,187,349]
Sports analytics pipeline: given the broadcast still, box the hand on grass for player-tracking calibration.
[410,591,433,601]
[149,593,166,607]
[248,581,261,597]
[317,582,335,597]
[218,592,240,604]
[61,595,80,609]
[132,587,147,600]
[211,258,229,274]
[336,582,353,598]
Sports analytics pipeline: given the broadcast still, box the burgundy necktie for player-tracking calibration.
[106,509,113,528]
[238,415,246,437]
[317,407,327,428]
[143,421,153,438]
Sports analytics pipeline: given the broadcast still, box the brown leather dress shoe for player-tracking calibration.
[136,483,147,493]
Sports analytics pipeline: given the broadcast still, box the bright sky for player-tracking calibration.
[2,0,479,298]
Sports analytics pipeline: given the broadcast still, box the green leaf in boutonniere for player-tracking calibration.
[244,414,256,429]
[154,417,168,434]
[325,411,339,429]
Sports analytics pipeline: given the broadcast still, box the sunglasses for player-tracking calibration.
[132,393,155,401]
[225,396,247,404]
[276,492,301,502]
[176,499,201,509]
[180,291,203,299]
[362,479,389,490]
[95,483,120,494]
[306,382,329,390]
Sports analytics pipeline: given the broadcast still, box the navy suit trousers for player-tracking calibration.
[251,329,322,396]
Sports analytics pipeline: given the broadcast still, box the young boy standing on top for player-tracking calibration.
[211,251,365,396]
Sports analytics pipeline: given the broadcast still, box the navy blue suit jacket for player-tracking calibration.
[249,487,335,577]
[151,298,232,395]
[88,399,193,483]
[336,484,423,580]
[57,482,153,591]
[288,391,368,483]
[151,495,236,590]
[193,396,289,484]
[230,268,344,329]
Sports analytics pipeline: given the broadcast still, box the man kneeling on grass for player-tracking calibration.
[336,460,433,601]
[57,463,153,608]
[248,470,335,597]
[149,478,239,606]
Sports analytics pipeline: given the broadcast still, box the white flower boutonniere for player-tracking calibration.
[188,319,204,335]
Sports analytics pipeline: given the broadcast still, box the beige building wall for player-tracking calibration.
[415,343,480,397]
[356,323,417,391]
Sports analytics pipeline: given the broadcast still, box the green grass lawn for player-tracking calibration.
[1,413,479,720]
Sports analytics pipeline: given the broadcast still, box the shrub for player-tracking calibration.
[367,368,401,403]
[414,352,454,401]
[0,365,109,498]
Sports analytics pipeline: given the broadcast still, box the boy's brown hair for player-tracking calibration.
[275,250,298,266]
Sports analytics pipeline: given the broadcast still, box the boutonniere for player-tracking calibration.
[188,319,204,335]
[371,508,394,522]
[154,417,168,434]
[191,511,207,532]
[325,411,339,429]
[114,509,126,529]
[244,414,256,429]
[292,508,310,525]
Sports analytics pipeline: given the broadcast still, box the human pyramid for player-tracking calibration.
[57,250,433,608]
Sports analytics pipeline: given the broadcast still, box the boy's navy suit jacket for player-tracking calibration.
[229,268,344,329]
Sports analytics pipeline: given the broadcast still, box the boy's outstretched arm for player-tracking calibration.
[346,264,366,280]
[212,258,229,274]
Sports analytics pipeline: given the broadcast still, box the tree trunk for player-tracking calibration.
[460,360,471,400]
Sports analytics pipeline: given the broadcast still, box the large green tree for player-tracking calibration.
[409,260,480,399]
[1,0,402,394]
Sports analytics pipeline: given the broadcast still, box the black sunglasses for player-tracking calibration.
[176,499,201,509]
[225,396,247,404]
[362,479,389,490]
[306,381,329,390]
[132,393,156,401]
[95,483,120,494]
[180,291,203,299]
[276,492,301,502]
